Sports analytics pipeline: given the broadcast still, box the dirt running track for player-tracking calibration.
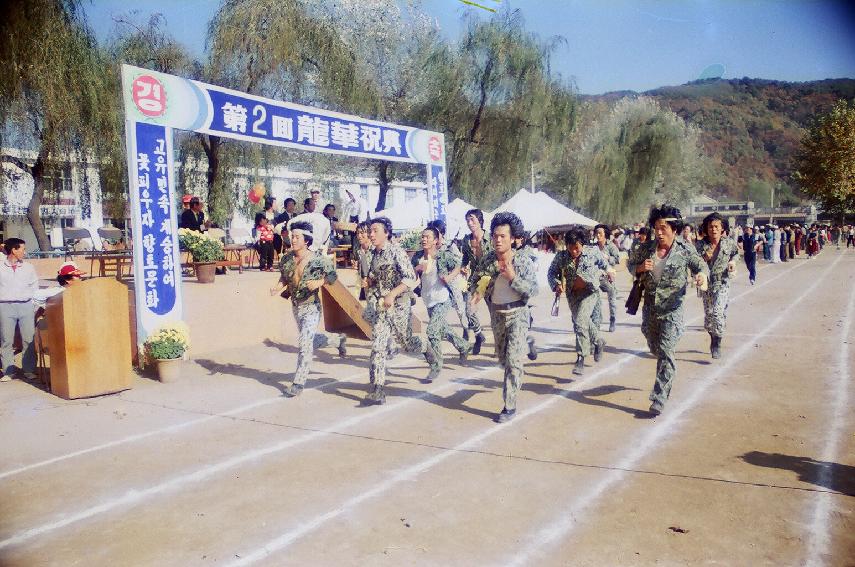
[1,248,853,566]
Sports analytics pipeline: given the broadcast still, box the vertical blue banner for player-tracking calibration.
[127,121,183,341]
[429,164,448,221]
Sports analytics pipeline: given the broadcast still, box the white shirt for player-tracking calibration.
[651,248,670,283]
[0,258,38,302]
[492,274,522,304]
[419,256,449,308]
[343,197,369,222]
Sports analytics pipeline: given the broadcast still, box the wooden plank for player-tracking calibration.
[320,280,371,340]
[319,282,422,340]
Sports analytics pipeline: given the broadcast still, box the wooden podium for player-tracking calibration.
[45,278,133,399]
[319,280,421,340]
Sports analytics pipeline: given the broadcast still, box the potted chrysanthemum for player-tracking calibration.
[179,229,224,283]
[144,322,190,382]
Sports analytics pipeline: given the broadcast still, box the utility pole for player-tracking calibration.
[770,184,775,225]
[530,162,535,193]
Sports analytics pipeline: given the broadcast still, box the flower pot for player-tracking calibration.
[155,357,183,382]
[194,262,217,283]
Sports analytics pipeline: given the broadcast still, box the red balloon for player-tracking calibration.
[248,188,261,204]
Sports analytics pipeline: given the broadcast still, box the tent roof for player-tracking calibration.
[375,198,432,232]
[492,189,597,231]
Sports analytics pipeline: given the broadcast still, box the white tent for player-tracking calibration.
[375,197,432,232]
[444,197,495,240]
[492,189,597,231]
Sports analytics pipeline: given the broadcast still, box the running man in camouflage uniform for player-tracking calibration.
[427,219,469,339]
[364,217,435,404]
[471,212,539,423]
[412,226,471,382]
[548,226,610,376]
[515,233,540,361]
[352,221,372,302]
[460,208,491,354]
[627,205,708,416]
[695,212,739,360]
[593,224,622,332]
[271,221,347,397]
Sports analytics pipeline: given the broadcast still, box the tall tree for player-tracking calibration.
[418,10,576,207]
[793,99,855,219]
[202,0,375,223]
[316,0,441,210]
[556,97,708,224]
[0,0,112,250]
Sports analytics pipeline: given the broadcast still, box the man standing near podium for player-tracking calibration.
[0,238,38,382]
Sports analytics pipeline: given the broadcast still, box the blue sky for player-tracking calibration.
[86,0,855,94]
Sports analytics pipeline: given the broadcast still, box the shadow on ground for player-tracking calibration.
[740,451,855,496]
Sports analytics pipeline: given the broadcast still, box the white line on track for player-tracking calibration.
[0,257,800,554]
[222,257,807,565]
[0,259,774,480]
[505,253,841,567]
[0,341,556,552]
[805,277,855,566]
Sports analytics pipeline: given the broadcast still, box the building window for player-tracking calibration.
[405,188,418,202]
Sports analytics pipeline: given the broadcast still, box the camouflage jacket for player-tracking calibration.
[366,242,417,304]
[593,241,621,267]
[626,238,708,314]
[695,237,739,290]
[472,249,539,305]
[460,231,492,284]
[354,246,372,279]
[411,246,461,278]
[547,246,609,298]
[278,251,338,305]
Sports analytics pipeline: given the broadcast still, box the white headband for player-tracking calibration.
[291,227,315,241]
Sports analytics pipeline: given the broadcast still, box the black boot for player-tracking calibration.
[473,333,485,355]
[573,355,585,376]
[365,384,386,405]
[711,335,722,359]
[608,317,616,333]
[284,383,303,398]
[527,338,538,361]
[593,339,605,362]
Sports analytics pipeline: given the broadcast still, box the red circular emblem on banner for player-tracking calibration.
[132,75,166,117]
[428,136,443,162]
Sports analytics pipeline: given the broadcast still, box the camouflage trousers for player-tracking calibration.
[568,290,600,357]
[599,275,618,322]
[292,301,343,386]
[641,299,685,407]
[702,283,730,337]
[447,279,469,332]
[427,300,469,372]
[462,291,483,335]
[489,304,529,411]
[366,296,429,387]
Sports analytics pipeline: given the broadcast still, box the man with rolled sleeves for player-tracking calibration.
[363,217,435,404]
[470,212,539,423]
[548,227,610,376]
[592,224,621,332]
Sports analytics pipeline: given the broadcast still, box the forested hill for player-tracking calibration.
[589,78,855,205]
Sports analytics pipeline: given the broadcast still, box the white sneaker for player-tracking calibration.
[0,375,11,383]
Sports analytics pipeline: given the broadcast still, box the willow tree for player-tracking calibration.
[315,0,442,210]
[201,0,376,223]
[560,97,707,224]
[0,0,113,250]
[793,99,855,220]
[425,10,576,207]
